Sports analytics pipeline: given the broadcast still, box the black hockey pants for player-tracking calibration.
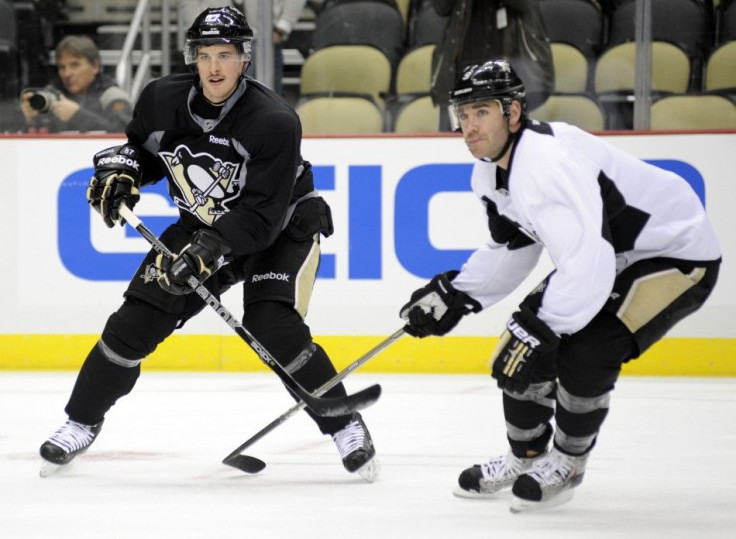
[504,258,720,458]
[65,219,351,435]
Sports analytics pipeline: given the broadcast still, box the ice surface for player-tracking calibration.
[2,372,735,538]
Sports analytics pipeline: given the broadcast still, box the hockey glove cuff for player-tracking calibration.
[399,271,482,338]
[88,144,142,228]
[491,305,560,394]
[156,229,233,295]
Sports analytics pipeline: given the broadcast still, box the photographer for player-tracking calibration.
[20,35,133,133]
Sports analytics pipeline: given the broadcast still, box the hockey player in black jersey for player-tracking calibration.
[39,6,379,482]
[400,60,721,512]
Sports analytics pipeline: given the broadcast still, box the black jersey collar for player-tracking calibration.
[187,76,248,132]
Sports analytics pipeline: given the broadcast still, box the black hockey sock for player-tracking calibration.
[64,343,141,425]
[243,301,351,434]
[290,343,354,435]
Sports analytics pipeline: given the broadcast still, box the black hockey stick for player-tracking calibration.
[222,328,405,474]
[118,204,381,418]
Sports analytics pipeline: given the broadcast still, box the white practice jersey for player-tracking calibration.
[452,120,721,336]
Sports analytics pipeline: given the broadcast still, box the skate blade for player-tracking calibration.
[356,458,381,483]
[39,460,67,478]
[509,489,575,513]
[452,487,506,499]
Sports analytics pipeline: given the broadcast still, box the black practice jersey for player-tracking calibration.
[126,73,313,256]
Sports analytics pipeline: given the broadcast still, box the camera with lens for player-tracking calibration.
[23,87,62,113]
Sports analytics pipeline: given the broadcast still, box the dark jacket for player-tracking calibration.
[44,73,133,133]
[430,0,553,110]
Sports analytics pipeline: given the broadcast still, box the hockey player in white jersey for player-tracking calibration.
[399,60,721,512]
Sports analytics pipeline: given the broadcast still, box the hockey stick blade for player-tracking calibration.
[297,383,381,418]
[224,454,267,474]
[222,329,405,473]
[118,204,382,418]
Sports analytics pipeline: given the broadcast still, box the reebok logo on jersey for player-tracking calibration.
[507,319,541,348]
[209,135,229,147]
[252,272,290,283]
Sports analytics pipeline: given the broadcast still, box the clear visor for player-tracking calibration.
[448,99,504,131]
[448,102,463,132]
[183,40,252,65]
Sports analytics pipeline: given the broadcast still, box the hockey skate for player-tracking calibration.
[39,419,104,477]
[454,451,543,499]
[510,447,588,513]
[332,413,380,483]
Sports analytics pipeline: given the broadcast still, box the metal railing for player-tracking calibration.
[115,0,171,102]
[114,0,280,101]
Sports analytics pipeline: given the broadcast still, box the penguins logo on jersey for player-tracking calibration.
[161,145,242,225]
[140,263,158,284]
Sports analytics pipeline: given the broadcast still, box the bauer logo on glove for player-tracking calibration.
[491,305,560,394]
[507,319,542,348]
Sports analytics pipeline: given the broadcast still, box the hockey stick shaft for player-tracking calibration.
[222,328,405,470]
[118,204,381,418]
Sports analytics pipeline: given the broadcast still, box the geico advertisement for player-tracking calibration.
[3,134,735,337]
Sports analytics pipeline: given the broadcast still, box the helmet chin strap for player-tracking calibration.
[488,122,517,163]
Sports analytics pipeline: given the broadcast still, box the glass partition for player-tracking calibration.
[1,0,734,135]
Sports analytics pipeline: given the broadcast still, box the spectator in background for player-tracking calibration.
[430,0,553,130]
[19,35,133,133]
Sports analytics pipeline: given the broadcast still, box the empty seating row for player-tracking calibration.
[297,88,736,134]
[295,31,736,134]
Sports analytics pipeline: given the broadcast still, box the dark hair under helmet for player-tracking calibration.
[448,60,527,129]
[184,6,254,64]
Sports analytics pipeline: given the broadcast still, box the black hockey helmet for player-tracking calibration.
[448,60,527,130]
[184,6,254,64]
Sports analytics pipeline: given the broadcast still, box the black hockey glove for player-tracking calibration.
[155,229,233,295]
[87,144,142,228]
[491,305,560,394]
[400,270,482,338]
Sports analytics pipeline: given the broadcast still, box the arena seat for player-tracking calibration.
[594,41,691,129]
[296,96,385,134]
[595,41,692,95]
[407,0,448,49]
[529,93,606,131]
[299,45,392,110]
[539,0,605,59]
[395,44,434,95]
[394,95,439,133]
[551,42,589,93]
[705,40,736,94]
[650,94,736,129]
[311,0,405,70]
[607,0,711,91]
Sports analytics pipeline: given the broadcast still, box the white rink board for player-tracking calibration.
[1,133,734,338]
